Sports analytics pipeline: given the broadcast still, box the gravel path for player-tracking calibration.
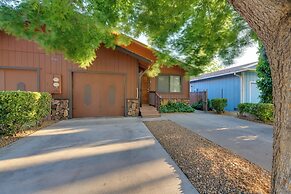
[144,120,271,194]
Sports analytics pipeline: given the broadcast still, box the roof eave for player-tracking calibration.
[190,68,256,82]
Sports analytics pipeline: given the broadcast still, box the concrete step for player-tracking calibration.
[140,105,161,118]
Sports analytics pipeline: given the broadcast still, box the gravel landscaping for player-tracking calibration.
[144,120,271,193]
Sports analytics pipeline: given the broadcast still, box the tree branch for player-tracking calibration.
[228,0,290,47]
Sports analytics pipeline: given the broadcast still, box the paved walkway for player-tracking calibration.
[164,112,273,171]
[0,118,198,194]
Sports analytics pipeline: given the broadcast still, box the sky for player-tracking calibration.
[137,35,259,67]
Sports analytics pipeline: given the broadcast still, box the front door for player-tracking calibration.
[141,74,149,104]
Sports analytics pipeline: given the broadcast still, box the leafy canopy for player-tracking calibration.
[256,45,273,103]
[0,0,254,75]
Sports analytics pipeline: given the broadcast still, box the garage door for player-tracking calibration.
[73,73,125,118]
[0,69,38,91]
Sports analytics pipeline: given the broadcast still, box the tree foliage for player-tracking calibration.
[0,0,254,75]
[256,45,273,103]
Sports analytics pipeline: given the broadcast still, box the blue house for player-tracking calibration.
[190,62,261,111]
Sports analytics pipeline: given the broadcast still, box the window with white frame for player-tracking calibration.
[157,75,181,93]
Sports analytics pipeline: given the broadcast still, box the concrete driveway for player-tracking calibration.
[164,111,273,171]
[0,118,197,194]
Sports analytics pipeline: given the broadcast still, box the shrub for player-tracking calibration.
[255,103,273,122]
[160,101,194,113]
[211,98,227,114]
[238,103,273,122]
[191,99,213,111]
[237,103,254,114]
[0,91,52,136]
[191,100,203,110]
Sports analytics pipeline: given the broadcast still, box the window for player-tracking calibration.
[157,75,181,93]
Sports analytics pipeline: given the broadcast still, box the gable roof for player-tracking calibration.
[190,62,258,82]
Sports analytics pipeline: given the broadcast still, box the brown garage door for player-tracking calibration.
[73,72,125,118]
[0,69,38,91]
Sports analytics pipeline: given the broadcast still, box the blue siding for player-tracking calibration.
[242,71,260,103]
[190,74,240,111]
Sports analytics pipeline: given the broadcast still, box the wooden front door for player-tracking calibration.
[141,74,149,104]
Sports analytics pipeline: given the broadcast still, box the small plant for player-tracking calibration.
[191,101,203,110]
[238,103,273,122]
[160,101,194,113]
[191,99,212,111]
[211,98,227,114]
[238,103,254,114]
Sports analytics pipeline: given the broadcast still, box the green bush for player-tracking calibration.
[191,99,213,111]
[211,98,227,114]
[160,101,194,113]
[238,103,273,122]
[237,103,254,114]
[191,101,203,110]
[0,91,52,136]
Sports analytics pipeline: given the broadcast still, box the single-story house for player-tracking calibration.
[0,31,189,118]
[190,62,261,111]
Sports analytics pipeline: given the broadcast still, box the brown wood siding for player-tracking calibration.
[0,69,38,91]
[0,32,138,101]
[73,73,126,117]
[149,66,189,99]
[0,32,190,117]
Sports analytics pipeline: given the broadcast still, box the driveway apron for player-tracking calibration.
[0,118,198,194]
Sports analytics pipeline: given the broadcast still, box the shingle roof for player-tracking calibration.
[190,62,258,82]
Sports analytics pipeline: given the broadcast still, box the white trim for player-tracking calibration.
[241,72,245,103]
[240,74,243,103]
[233,72,243,103]
[249,81,257,103]
[190,69,255,82]
[190,62,258,82]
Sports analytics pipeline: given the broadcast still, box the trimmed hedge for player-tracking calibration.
[238,103,273,122]
[160,101,194,113]
[211,98,227,114]
[0,91,51,135]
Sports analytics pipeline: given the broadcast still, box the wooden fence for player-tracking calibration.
[190,90,208,111]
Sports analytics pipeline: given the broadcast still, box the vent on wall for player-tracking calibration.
[17,82,26,91]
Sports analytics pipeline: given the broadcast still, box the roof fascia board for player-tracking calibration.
[190,68,256,82]
[116,46,152,64]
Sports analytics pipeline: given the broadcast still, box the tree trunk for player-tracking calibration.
[228,0,291,193]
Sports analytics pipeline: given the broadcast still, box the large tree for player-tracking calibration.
[0,0,254,75]
[228,1,290,193]
[0,0,290,192]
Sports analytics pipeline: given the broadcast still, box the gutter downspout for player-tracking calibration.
[234,72,243,104]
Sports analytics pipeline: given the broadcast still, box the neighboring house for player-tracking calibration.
[190,62,261,111]
[0,31,189,118]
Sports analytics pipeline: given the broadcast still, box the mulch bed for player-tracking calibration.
[0,120,56,148]
[144,120,271,194]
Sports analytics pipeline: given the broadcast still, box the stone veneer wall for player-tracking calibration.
[127,99,139,117]
[51,99,69,120]
[161,98,190,106]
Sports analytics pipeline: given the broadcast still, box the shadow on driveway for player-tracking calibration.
[0,118,197,194]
